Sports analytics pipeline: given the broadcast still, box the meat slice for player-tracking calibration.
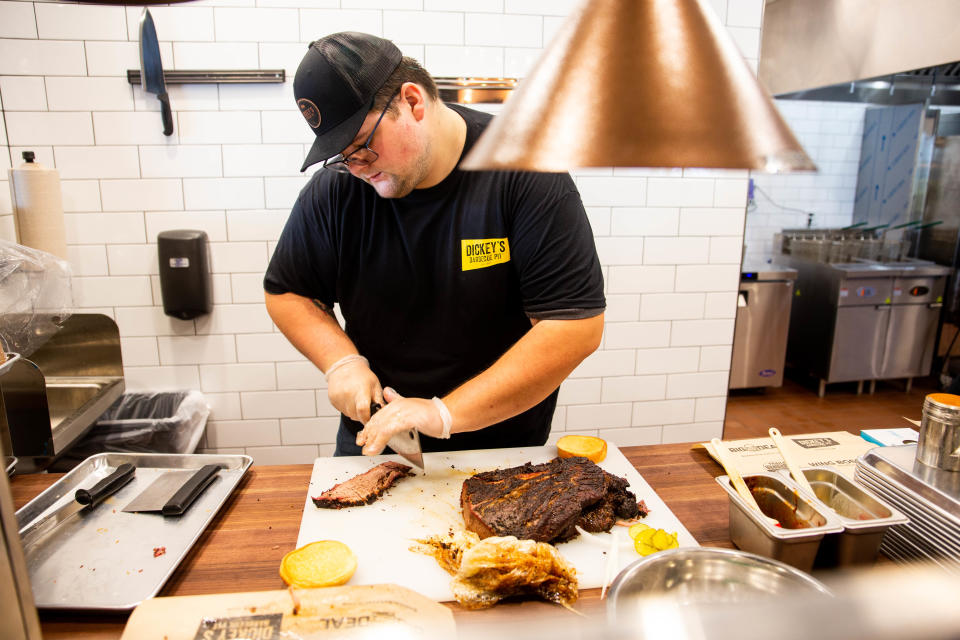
[312,461,413,509]
[575,471,648,534]
[460,457,639,543]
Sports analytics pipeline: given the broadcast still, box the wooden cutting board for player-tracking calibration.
[296,445,699,602]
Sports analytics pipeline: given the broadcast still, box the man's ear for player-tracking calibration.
[400,82,428,122]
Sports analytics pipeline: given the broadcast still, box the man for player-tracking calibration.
[264,32,605,457]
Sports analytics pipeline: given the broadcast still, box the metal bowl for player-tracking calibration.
[607,547,831,626]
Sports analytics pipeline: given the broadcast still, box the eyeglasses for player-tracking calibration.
[322,89,400,174]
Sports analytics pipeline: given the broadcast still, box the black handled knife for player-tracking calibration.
[19,463,136,549]
[139,8,173,136]
[370,401,425,471]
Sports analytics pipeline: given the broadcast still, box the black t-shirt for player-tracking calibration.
[264,103,605,451]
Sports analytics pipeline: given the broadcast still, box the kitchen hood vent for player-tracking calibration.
[774,61,960,106]
[462,0,814,173]
[759,0,960,98]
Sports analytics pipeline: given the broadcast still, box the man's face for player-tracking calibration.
[343,96,431,199]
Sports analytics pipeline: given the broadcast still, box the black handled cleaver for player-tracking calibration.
[123,464,220,516]
[139,8,173,136]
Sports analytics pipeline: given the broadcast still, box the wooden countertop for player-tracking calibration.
[11,442,732,638]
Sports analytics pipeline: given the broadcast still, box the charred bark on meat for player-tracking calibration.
[460,457,641,543]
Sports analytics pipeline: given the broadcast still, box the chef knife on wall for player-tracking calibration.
[139,8,173,136]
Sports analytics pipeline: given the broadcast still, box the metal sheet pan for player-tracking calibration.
[854,462,960,545]
[854,471,960,554]
[15,452,252,611]
[855,465,960,533]
[882,529,960,575]
[859,445,960,519]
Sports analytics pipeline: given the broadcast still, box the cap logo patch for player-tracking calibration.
[297,98,321,129]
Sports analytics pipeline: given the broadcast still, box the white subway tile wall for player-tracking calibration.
[0,0,763,463]
[745,100,870,264]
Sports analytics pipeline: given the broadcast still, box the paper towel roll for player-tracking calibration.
[8,151,68,260]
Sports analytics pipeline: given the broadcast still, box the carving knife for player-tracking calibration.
[371,401,425,472]
[139,8,174,136]
[19,462,136,549]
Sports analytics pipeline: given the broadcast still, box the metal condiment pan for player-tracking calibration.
[778,467,908,531]
[716,473,843,571]
[853,471,960,556]
[777,466,908,566]
[15,452,252,611]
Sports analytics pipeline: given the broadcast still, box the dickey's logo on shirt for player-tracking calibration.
[461,238,510,271]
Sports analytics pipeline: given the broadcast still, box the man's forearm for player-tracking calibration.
[443,314,604,433]
[264,291,357,372]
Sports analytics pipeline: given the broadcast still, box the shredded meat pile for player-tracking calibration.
[412,530,579,610]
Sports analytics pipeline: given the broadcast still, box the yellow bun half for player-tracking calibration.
[556,435,607,463]
[279,540,357,588]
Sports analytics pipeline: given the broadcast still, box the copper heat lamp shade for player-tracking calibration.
[461,0,815,173]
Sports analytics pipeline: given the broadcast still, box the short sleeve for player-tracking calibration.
[506,172,606,319]
[263,174,339,307]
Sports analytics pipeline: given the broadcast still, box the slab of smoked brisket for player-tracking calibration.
[312,461,413,509]
[460,456,646,543]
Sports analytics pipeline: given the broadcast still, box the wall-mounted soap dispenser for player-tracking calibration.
[157,230,212,320]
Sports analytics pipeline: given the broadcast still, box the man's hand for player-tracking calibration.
[326,356,383,424]
[357,387,444,455]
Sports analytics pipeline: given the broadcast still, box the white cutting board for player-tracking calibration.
[296,445,699,602]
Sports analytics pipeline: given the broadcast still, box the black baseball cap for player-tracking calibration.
[294,32,403,172]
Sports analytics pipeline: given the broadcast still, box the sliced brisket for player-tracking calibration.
[575,472,648,534]
[460,457,641,543]
[312,461,413,509]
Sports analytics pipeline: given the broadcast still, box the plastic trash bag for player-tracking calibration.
[67,391,210,458]
[0,239,73,358]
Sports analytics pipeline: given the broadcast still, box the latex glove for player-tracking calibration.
[357,387,444,455]
[325,356,383,424]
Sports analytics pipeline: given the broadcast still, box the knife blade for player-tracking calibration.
[370,401,425,471]
[122,464,220,516]
[139,8,173,136]
[19,462,135,550]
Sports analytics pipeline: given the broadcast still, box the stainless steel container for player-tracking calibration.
[717,473,843,571]
[729,265,797,389]
[918,393,960,471]
[0,314,125,473]
[779,467,908,566]
[606,547,831,627]
[774,255,949,397]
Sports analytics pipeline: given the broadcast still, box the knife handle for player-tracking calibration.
[158,92,174,136]
[162,464,219,516]
[75,463,135,506]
